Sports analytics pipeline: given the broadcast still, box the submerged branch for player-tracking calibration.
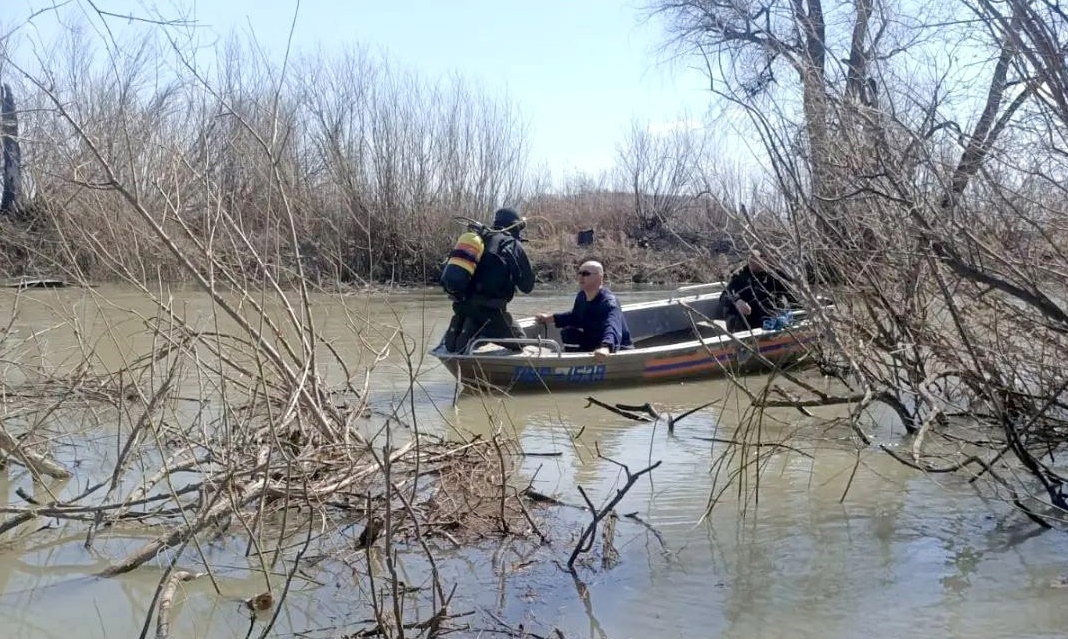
[155,570,204,639]
[0,423,70,479]
[568,456,661,570]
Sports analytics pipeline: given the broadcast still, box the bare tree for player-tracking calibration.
[652,0,1068,524]
[614,119,706,236]
[0,16,531,286]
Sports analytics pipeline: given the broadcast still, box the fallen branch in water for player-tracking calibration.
[478,609,566,639]
[877,445,1054,528]
[614,402,661,419]
[600,510,619,569]
[583,396,652,421]
[585,397,719,434]
[567,452,660,571]
[622,511,667,550]
[0,423,70,479]
[521,487,570,507]
[348,609,474,637]
[692,436,814,459]
[101,476,267,577]
[156,570,203,639]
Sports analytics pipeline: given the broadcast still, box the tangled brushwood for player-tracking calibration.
[0,325,540,551]
[0,306,551,635]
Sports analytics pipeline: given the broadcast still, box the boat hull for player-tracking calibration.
[431,285,825,392]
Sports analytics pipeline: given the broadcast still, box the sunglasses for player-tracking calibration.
[577,270,596,277]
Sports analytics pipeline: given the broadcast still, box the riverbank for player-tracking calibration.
[0,219,739,289]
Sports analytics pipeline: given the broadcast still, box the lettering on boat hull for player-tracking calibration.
[512,364,607,384]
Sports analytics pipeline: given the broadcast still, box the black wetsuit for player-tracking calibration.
[442,231,535,353]
[719,265,795,331]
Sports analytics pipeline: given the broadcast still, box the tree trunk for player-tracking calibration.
[1,83,21,215]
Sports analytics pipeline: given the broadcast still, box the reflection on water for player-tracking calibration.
[0,284,1066,638]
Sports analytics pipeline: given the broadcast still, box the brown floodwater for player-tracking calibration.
[0,283,1066,639]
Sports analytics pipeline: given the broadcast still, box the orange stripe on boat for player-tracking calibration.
[643,348,731,379]
[643,358,726,379]
[642,331,816,379]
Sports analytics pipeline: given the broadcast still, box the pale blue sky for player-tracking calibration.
[10,0,717,180]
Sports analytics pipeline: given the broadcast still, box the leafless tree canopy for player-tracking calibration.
[0,20,530,285]
[652,0,1068,523]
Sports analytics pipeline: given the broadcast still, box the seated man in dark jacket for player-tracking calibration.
[718,249,796,332]
[534,261,632,362]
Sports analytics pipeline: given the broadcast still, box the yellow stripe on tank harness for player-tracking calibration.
[444,231,485,276]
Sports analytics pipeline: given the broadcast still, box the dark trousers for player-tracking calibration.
[560,326,598,352]
[443,303,524,353]
[715,302,763,333]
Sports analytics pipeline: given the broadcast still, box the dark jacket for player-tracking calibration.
[464,232,534,309]
[721,265,795,326]
[553,287,633,352]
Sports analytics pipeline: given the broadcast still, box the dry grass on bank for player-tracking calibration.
[525,231,732,286]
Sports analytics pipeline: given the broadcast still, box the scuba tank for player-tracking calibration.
[440,222,487,302]
[440,209,527,303]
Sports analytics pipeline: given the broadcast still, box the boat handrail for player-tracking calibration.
[670,281,726,300]
[465,337,564,355]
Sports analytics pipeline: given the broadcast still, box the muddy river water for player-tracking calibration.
[0,284,1066,638]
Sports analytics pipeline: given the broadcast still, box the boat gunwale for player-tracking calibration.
[432,319,819,365]
[428,286,827,387]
